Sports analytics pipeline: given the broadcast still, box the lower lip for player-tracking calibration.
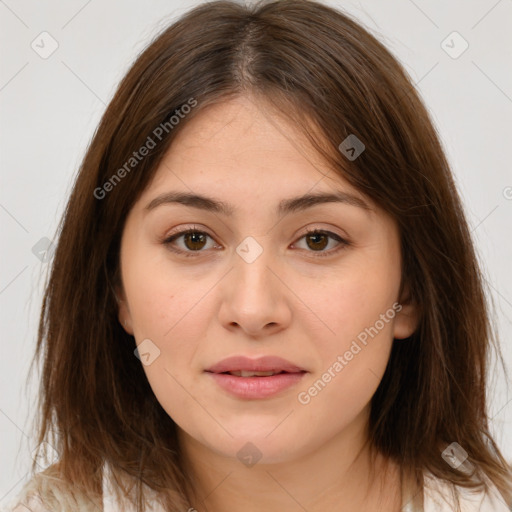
[206,372,306,399]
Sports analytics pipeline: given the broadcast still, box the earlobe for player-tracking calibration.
[114,284,134,335]
[393,285,420,340]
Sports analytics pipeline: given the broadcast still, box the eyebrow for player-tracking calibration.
[144,190,372,216]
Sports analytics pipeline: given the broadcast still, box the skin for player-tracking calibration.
[116,94,419,511]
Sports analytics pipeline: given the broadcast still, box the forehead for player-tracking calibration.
[142,95,373,214]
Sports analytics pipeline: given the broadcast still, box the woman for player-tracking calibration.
[6,0,511,510]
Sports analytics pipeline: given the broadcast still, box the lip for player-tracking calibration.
[205,356,307,399]
[205,355,306,374]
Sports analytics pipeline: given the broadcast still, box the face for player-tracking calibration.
[116,95,418,465]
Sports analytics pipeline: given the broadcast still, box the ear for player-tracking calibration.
[114,283,134,336]
[393,283,420,340]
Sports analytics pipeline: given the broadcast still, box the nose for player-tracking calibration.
[217,239,292,338]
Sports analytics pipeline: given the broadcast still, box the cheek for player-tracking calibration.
[296,295,397,435]
[309,260,400,352]
[128,284,205,373]
[125,270,205,425]
[296,259,400,421]
[122,248,205,340]
[120,253,214,404]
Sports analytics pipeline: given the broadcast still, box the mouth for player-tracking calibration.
[205,356,308,399]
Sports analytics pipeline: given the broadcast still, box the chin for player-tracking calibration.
[202,424,307,465]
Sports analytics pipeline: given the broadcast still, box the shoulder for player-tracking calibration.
[423,471,511,512]
[4,493,48,512]
[4,461,166,512]
[3,465,102,512]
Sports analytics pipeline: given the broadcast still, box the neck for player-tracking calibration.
[177,408,402,512]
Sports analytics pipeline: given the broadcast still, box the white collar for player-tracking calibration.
[421,471,510,511]
[102,461,166,512]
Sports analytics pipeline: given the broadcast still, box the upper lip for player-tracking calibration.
[205,356,307,374]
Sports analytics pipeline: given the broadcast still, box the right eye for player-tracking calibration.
[162,227,220,257]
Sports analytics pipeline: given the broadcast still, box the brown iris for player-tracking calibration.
[183,232,208,251]
[305,232,329,251]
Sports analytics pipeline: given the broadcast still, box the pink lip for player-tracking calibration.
[205,355,306,373]
[205,356,307,399]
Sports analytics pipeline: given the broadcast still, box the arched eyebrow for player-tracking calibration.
[144,190,373,216]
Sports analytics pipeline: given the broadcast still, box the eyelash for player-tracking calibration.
[161,226,350,259]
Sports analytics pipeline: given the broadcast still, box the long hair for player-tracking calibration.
[24,0,511,510]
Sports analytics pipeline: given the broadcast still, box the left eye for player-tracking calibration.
[162,228,348,258]
[293,229,348,256]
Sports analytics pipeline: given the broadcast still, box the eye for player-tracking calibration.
[162,226,219,257]
[293,229,349,257]
[162,227,349,258]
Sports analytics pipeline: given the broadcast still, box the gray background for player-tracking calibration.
[1,0,511,506]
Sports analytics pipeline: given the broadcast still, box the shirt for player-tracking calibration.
[4,461,511,512]
[410,472,511,511]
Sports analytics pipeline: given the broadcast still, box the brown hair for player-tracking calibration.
[25,0,511,510]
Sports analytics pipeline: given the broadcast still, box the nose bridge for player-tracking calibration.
[233,235,275,297]
[218,234,290,334]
